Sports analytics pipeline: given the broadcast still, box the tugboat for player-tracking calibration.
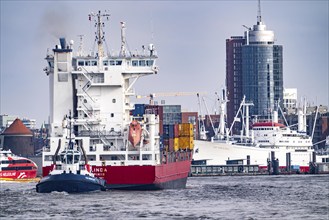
[36,114,106,193]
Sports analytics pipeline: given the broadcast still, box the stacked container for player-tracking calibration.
[132,103,194,153]
[160,105,182,153]
[178,123,194,150]
[173,124,180,151]
[162,105,182,125]
[163,124,175,151]
[132,104,146,117]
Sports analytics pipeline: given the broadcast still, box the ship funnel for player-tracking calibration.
[60,38,66,49]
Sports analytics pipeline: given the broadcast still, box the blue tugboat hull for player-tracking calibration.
[36,173,106,193]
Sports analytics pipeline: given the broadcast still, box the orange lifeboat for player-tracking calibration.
[128,120,142,147]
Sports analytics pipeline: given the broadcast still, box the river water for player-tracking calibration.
[1,175,328,219]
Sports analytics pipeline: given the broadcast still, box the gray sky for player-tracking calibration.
[1,0,328,127]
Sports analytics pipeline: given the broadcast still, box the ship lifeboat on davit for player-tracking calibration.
[128,120,142,147]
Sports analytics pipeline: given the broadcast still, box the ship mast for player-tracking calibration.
[120,21,127,57]
[89,10,110,58]
[77,34,84,57]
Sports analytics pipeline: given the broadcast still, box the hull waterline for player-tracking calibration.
[36,173,106,193]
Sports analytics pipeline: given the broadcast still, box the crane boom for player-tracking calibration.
[136,92,207,105]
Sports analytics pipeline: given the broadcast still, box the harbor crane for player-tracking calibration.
[136,92,207,105]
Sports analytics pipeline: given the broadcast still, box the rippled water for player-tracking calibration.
[1,175,328,219]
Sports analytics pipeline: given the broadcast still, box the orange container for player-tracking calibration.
[179,137,194,150]
[179,123,193,137]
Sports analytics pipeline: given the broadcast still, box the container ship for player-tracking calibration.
[41,11,193,190]
[193,95,316,174]
[0,149,38,181]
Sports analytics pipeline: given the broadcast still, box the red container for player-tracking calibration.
[174,124,179,138]
[159,120,163,135]
[145,105,163,120]
[169,138,174,152]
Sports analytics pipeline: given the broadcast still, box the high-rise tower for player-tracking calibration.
[226,36,245,133]
[226,0,283,132]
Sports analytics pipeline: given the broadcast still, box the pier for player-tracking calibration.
[190,164,263,176]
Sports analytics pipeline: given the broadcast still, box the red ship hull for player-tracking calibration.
[1,150,38,181]
[0,170,37,180]
[42,160,191,190]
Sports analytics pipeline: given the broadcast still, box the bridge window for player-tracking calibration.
[78,60,84,66]
[74,155,80,163]
[139,60,146,66]
[67,154,73,164]
[92,61,97,66]
[132,60,138,66]
[146,60,154,66]
[103,60,108,66]
[108,60,122,66]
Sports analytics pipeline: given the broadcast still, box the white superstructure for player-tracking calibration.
[252,111,312,149]
[43,11,161,169]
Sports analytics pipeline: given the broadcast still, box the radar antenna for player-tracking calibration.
[89,10,110,58]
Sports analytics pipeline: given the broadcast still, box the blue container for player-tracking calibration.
[133,104,145,116]
[163,124,175,139]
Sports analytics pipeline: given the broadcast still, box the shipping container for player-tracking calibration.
[179,136,194,150]
[163,105,181,113]
[159,119,163,135]
[144,105,163,118]
[174,124,179,138]
[132,104,146,116]
[179,123,193,137]
[174,138,179,151]
[163,112,182,125]
[163,124,175,139]
[169,138,174,152]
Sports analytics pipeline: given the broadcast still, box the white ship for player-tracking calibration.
[193,95,316,173]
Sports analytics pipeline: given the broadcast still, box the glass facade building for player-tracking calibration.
[242,45,275,116]
[226,14,283,132]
